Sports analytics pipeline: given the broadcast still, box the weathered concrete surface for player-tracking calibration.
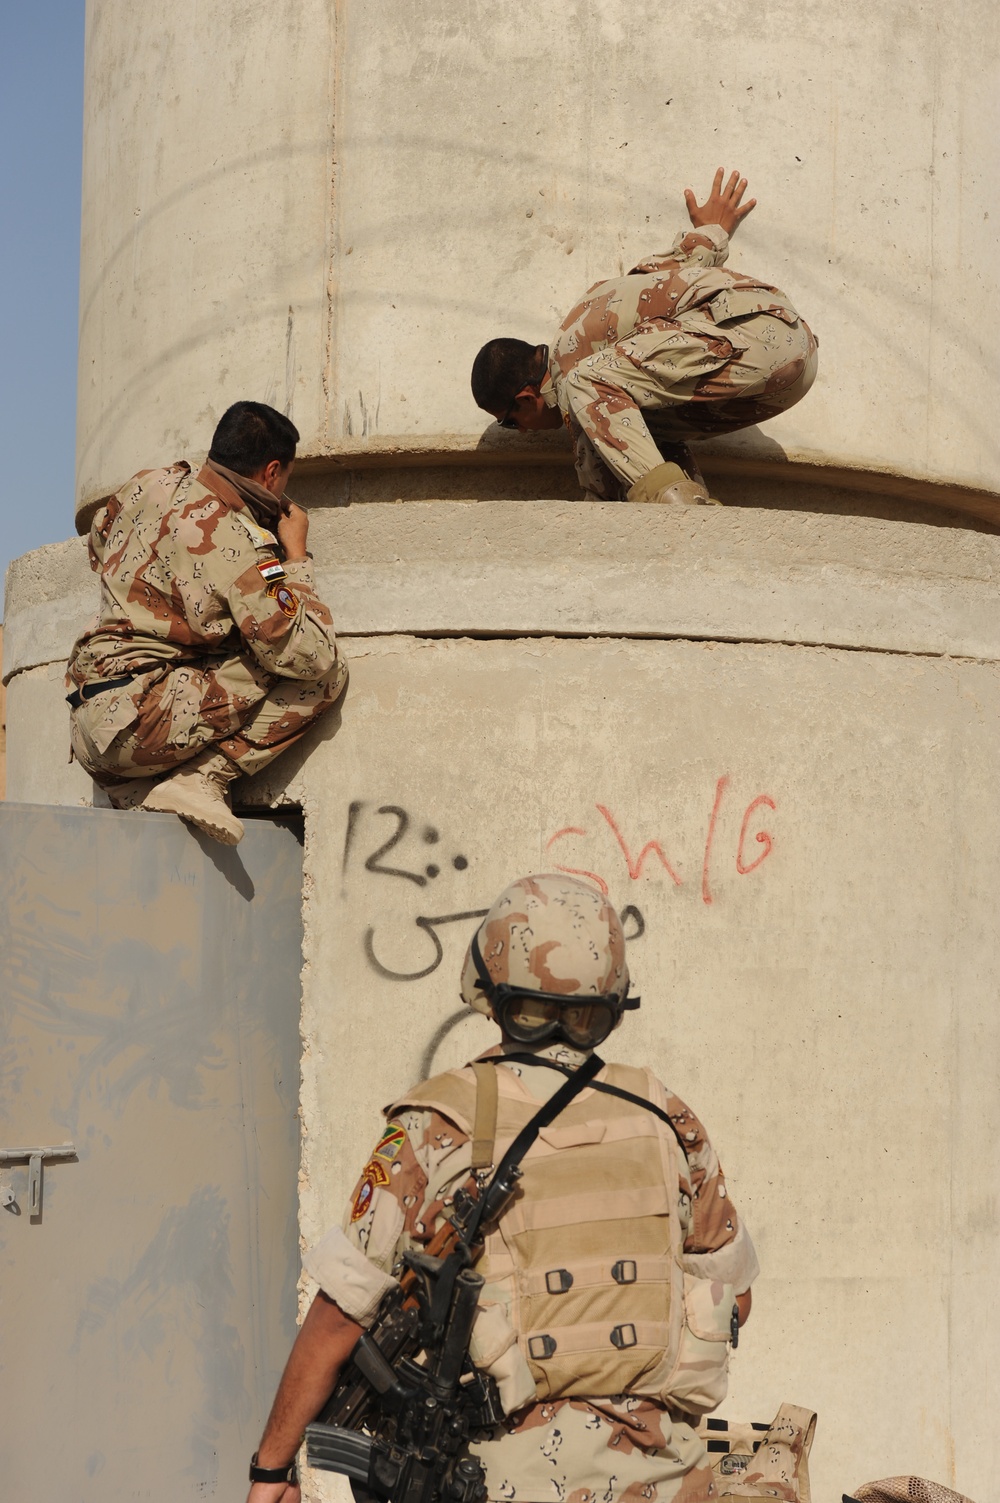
[292,634,1000,1501]
[5,511,1000,1499]
[77,0,1000,524]
[8,505,1000,688]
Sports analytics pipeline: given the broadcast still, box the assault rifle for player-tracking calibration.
[305,1052,604,1503]
[305,1167,518,1503]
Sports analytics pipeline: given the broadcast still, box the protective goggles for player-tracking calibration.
[470,932,639,1050]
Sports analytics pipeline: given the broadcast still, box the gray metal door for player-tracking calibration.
[0,804,303,1501]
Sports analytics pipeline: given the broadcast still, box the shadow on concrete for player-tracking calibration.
[419,1009,470,1082]
[190,827,256,902]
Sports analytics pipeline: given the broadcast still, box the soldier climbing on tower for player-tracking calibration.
[66,401,346,845]
[471,169,817,506]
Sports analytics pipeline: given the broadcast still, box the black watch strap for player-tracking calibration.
[249,1450,298,1485]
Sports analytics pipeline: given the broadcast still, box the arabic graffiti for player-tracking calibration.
[344,780,775,982]
[364,909,489,983]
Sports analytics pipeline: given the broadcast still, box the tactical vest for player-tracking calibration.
[390,1060,734,1413]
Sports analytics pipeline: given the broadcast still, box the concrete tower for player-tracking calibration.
[5,2,1000,1496]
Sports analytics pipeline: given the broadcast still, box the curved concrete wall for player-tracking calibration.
[77,0,1000,526]
[47,3,1000,1497]
[6,506,1000,1499]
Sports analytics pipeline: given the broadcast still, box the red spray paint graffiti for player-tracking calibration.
[546,778,776,906]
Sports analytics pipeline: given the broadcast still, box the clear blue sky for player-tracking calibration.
[0,4,85,612]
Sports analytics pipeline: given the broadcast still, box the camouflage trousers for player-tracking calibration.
[69,651,347,787]
[471,1401,715,1503]
[573,309,819,501]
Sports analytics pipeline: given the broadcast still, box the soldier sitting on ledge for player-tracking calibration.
[471,169,817,506]
[66,401,346,846]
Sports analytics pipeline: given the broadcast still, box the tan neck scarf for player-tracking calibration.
[205,458,285,528]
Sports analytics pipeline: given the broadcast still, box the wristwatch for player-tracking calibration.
[249,1450,298,1485]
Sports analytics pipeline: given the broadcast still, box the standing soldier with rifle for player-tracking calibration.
[245,874,759,1503]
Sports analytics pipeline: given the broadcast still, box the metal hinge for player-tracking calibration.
[0,1144,77,1216]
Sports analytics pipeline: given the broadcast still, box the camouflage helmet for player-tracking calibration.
[459,872,630,1017]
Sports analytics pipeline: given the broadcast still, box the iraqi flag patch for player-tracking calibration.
[257,558,286,583]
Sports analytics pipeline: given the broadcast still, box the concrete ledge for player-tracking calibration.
[6,502,1000,681]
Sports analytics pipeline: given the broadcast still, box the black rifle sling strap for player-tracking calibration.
[496,1051,686,1145]
[464,1050,604,1244]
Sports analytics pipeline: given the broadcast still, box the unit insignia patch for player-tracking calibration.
[350,1154,391,1221]
[266,583,299,617]
[351,1179,374,1222]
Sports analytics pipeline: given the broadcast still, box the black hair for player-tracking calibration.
[208,401,300,476]
[470,339,548,413]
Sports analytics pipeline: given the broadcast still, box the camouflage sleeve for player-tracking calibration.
[302,1109,472,1321]
[659,1087,740,1255]
[560,350,671,489]
[88,503,112,572]
[572,429,630,502]
[225,552,340,682]
[630,223,729,274]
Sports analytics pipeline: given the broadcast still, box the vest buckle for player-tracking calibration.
[545,1268,574,1294]
[610,1322,638,1350]
[611,1259,637,1285]
[528,1334,558,1361]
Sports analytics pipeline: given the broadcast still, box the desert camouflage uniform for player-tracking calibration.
[544,224,818,501]
[66,461,345,787]
[305,1043,759,1503]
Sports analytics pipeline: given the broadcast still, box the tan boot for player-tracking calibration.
[140,750,245,845]
[627,461,722,506]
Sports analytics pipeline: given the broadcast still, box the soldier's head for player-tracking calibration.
[471,340,564,433]
[209,401,300,495]
[459,873,638,1052]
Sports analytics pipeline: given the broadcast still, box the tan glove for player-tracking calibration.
[627,461,722,506]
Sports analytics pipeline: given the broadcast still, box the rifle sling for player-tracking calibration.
[470,1060,499,1172]
[494,1051,680,1134]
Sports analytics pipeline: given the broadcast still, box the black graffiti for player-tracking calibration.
[346,801,644,983]
[341,799,365,876]
[344,802,470,887]
[364,910,490,982]
[364,805,428,886]
[621,904,645,941]
[364,901,646,983]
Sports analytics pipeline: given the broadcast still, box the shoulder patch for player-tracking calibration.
[266,582,299,617]
[374,1123,407,1163]
[257,558,286,583]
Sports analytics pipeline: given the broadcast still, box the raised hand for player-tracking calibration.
[276,502,310,562]
[683,169,756,236]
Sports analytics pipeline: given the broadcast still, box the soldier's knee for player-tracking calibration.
[313,655,348,706]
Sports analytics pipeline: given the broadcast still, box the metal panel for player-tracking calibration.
[0,804,303,1500]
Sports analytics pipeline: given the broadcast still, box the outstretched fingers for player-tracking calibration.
[683,168,757,234]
